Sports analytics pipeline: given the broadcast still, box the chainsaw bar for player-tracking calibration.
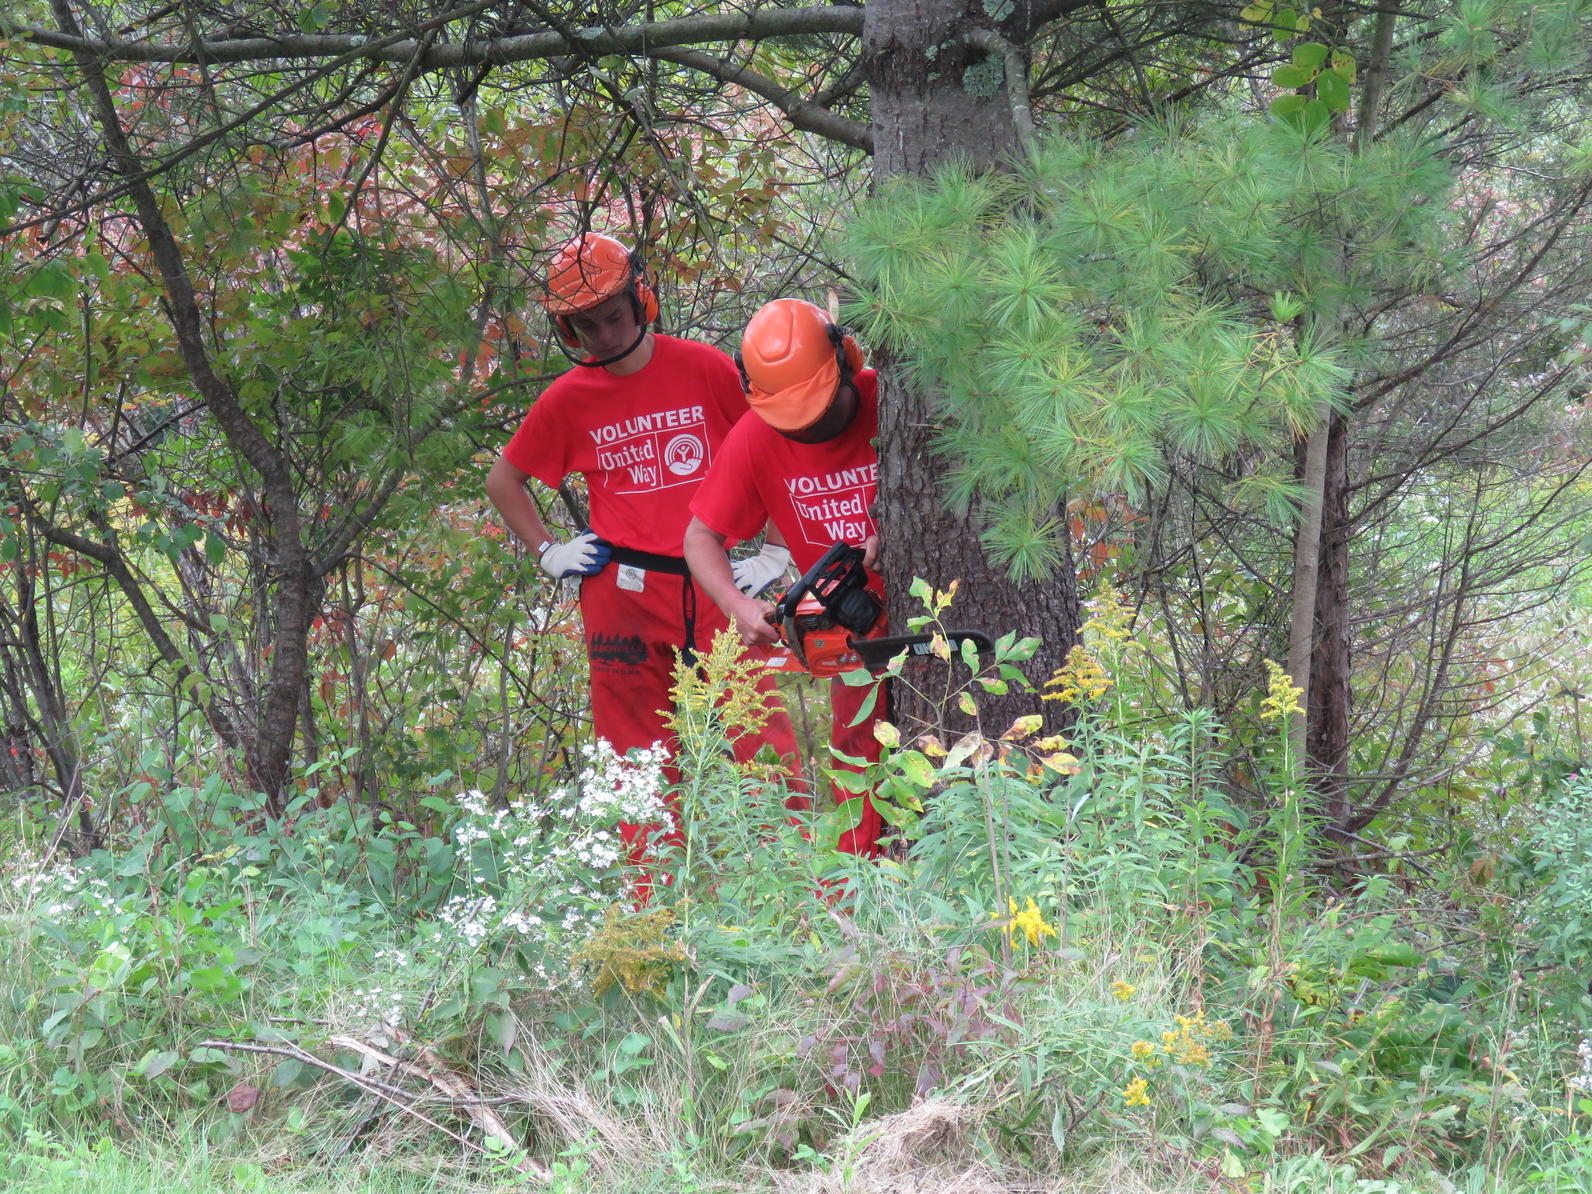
[853,630,995,672]
[764,628,994,675]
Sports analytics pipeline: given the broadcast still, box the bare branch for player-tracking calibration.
[11,6,864,67]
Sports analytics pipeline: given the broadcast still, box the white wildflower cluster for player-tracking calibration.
[437,893,499,946]
[4,849,134,921]
[576,740,670,826]
[1571,1038,1592,1094]
[427,740,671,989]
[348,984,407,1030]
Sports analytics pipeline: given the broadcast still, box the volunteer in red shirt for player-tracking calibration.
[486,233,799,864]
[684,298,884,857]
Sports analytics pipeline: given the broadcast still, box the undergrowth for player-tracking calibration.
[3,591,1592,1194]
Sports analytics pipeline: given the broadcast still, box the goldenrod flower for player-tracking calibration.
[1083,585,1133,643]
[1131,1039,1158,1060]
[1111,979,1136,1002]
[1122,1076,1151,1108]
[1042,644,1111,704]
[1158,1009,1226,1067]
[1259,659,1304,721]
[1003,896,1058,947]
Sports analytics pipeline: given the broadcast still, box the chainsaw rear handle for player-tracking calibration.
[769,543,879,632]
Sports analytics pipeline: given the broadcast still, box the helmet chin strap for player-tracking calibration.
[559,323,650,370]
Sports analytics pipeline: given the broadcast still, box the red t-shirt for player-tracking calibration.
[502,335,749,556]
[691,371,879,575]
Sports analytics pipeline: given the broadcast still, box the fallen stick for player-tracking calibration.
[199,1035,548,1181]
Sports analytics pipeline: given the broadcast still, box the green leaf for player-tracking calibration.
[137,1049,183,1080]
[204,531,226,565]
[30,261,75,301]
[617,1032,650,1056]
[297,1,334,31]
[1291,42,1329,69]
[1270,64,1315,89]
[1299,98,1332,132]
[829,768,872,795]
[895,750,936,787]
[1316,68,1351,113]
[1269,94,1309,116]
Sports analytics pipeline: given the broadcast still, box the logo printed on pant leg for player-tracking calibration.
[590,633,648,666]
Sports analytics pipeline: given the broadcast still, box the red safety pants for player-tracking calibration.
[579,566,801,879]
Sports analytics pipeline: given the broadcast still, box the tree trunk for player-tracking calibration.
[1302,6,1396,831]
[51,0,316,811]
[865,0,1079,738]
[1307,410,1351,826]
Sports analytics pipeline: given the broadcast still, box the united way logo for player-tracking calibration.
[663,433,705,477]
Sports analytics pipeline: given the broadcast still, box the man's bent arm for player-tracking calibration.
[486,456,557,555]
[683,517,779,646]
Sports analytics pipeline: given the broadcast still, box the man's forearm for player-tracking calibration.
[684,518,779,645]
[486,457,555,554]
[683,519,744,615]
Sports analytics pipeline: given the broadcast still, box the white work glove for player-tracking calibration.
[539,531,612,579]
[730,542,791,598]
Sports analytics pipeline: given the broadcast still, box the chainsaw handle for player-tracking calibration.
[769,542,864,622]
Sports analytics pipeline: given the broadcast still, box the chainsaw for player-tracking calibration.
[763,542,995,677]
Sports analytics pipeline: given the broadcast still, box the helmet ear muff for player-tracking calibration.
[840,332,864,379]
[629,251,659,325]
[553,314,580,347]
[632,279,659,325]
[829,323,863,384]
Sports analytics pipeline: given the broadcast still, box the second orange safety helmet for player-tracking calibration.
[737,298,864,432]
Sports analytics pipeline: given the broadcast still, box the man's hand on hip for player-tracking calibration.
[539,531,612,579]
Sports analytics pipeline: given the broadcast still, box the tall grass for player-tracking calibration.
[4,625,1592,1193]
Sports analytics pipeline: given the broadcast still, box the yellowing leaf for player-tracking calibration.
[895,749,935,787]
[873,720,901,749]
[945,731,983,768]
[1003,714,1044,740]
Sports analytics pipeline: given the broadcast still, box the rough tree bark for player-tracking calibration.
[865,0,1080,738]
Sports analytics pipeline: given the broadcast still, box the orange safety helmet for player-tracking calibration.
[542,232,659,346]
[737,298,864,432]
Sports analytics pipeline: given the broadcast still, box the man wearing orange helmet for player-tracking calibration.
[486,233,799,865]
[683,298,885,858]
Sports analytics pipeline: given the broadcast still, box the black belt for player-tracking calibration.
[605,545,698,662]
[607,545,690,575]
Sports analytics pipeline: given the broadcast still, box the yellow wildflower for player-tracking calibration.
[1111,979,1136,1002]
[1121,1076,1151,1108]
[1003,896,1057,947]
[572,906,687,997]
[1158,1009,1227,1067]
[1258,659,1304,721]
[1082,585,1133,643]
[1042,644,1111,704]
[1130,1039,1158,1060]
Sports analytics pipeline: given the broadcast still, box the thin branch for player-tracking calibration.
[12,7,864,67]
